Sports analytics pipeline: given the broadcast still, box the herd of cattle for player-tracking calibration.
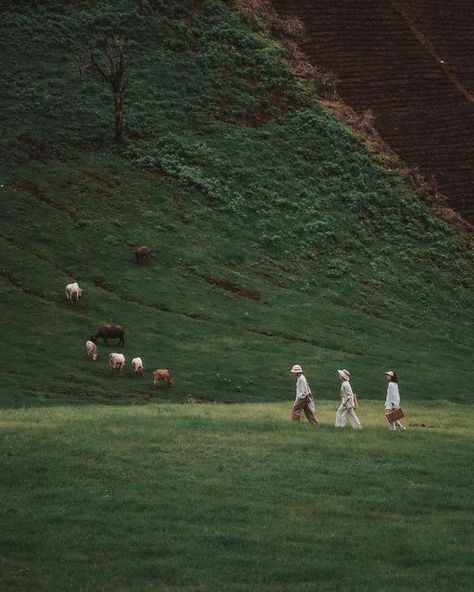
[65,257,172,389]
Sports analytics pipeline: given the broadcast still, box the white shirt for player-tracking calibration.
[295,374,311,400]
[385,382,400,410]
[340,380,354,408]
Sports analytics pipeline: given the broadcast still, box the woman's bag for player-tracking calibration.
[386,407,404,423]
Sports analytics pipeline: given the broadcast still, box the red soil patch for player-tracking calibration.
[13,180,68,213]
[1,271,19,287]
[0,271,48,301]
[203,275,262,301]
[81,170,116,188]
[150,169,168,183]
[92,278,113,292]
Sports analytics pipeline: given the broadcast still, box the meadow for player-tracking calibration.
[1,401,473,591]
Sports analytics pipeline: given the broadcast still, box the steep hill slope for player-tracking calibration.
[272,0,474,221]
[0,0,473,407]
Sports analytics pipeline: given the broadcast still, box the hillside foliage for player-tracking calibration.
[0,0,473,406]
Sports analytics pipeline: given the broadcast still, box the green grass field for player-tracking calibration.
[1,401,473,591]
[0,1,473,589]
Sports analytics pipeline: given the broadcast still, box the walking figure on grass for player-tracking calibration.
[335,369,362,429]
[385,370,406,431]
[290,364,319,426]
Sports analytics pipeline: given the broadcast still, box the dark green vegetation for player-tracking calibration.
[1,402,473,591]
[1,0,473,408]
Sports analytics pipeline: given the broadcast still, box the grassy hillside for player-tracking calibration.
[1,401,473,591]
[0,0,473,407]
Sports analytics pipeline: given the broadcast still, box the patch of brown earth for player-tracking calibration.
[81,170,116,188]
[203,275,262,301]
[13,180,70,214]
[92,278,114,292]
[0,271,49,302]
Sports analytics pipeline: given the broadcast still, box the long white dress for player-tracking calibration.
[385,381,405,431]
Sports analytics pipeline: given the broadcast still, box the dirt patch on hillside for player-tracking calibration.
[1,271,19,287]
[0,271,49,302]
[218,84,307,127]
[81,170,116,188]
[92,278,114,292]
[203,275,262,301]
[254,270,288,288]
[149,169,169,183]
[15,136,67,162]
[13,180,71,214]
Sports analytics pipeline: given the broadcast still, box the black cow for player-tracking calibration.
[91,324,125,347]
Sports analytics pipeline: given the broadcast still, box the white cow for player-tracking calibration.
[131,357,144,377]
[65,282,83,303]
[85,340,98,361]
[109,352,125,372]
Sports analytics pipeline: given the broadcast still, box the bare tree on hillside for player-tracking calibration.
[79,37,129,143]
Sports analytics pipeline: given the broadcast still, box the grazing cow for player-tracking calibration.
[65,282,83,303]
[91,324,125,347]
[131,357,144,377]
[109,352,125,372]
[135,245,152,264]
[85,340,98,361]
[153,368,172,388]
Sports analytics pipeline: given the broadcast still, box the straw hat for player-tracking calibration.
[290,364,303,374]
[337,369,350,380]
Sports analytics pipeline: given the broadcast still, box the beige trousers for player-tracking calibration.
[292,395,319,426]
[335,404,362,429]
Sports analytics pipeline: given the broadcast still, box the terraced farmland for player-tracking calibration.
[272,0,474,222]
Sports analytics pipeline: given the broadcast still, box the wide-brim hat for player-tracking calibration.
[385,370,394,377]
[290,364,303,374]
[338,369,350,380]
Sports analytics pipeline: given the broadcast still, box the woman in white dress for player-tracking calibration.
[385,370,406,431]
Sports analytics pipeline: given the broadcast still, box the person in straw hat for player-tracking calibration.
[385,370,406,431]
[290,364,319,426]
[335,369,362,429]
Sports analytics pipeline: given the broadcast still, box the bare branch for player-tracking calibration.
[81,46,110,81]
[79,36,130,143]
[104,38,115,73]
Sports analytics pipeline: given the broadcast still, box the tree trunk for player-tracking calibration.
[114,89,124,143]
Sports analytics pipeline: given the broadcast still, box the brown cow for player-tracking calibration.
[91,324,125,347]
[135,245,152,264]
[153,369,172,388]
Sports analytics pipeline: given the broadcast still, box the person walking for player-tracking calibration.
[385,370,406,431]
[335,369,362,429]
[290,364,319,426]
